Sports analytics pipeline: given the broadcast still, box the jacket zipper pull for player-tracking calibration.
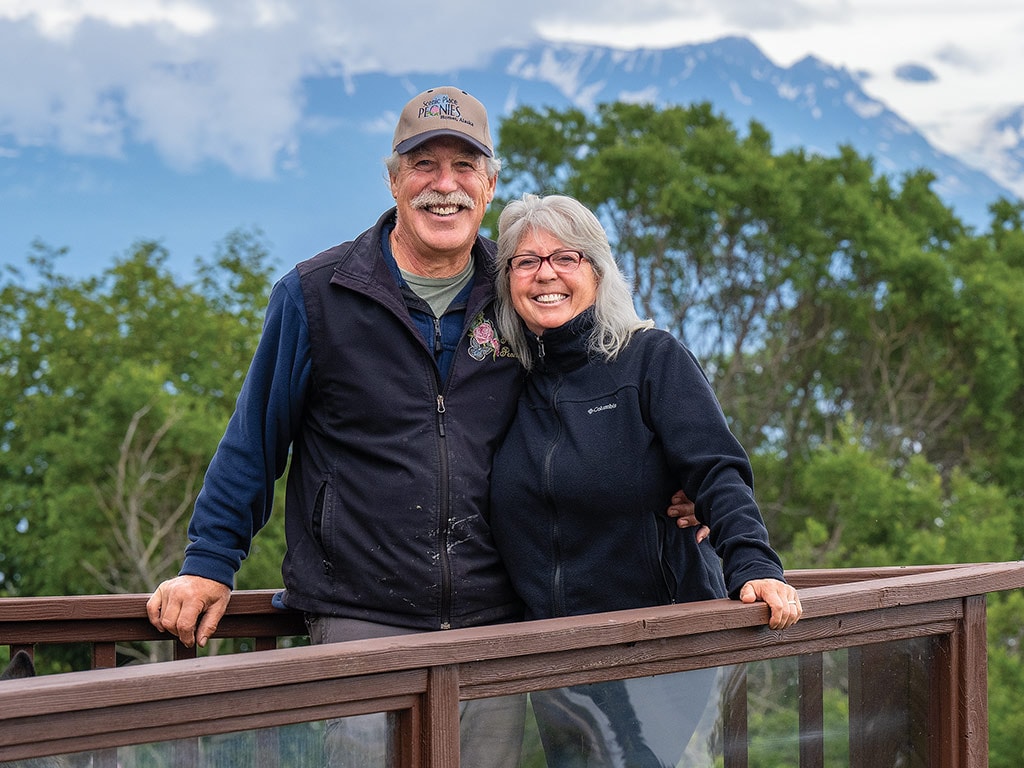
[436,394,446,436]
[536,335,545,360]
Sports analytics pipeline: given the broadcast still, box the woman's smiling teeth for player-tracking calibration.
[534,293,569,304]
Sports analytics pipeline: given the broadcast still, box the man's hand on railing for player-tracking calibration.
[739,579,802,631]
[146,575,232,649]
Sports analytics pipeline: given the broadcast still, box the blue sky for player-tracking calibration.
[2,1,1022,282]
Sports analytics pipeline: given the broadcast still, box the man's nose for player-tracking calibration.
[431,163,460,192]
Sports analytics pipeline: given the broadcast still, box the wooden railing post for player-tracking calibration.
[421,664,460,768]
[959,595,989,768]
[931,595,989,768]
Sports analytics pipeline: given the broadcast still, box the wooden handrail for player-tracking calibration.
[1,562,1022,767]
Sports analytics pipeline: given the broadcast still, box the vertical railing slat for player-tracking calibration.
[92,641,117,669]
[723,664,748,768]
[930,631,957,768]
[799,652,824,768]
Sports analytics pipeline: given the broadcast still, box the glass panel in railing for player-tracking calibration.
[458,693,529,767]
[847,637,934,768]
[519,667,726,767]
[742,653,804,766]
[513,639,937,768]
[321,712,397,767]
[56,718,392,768]
[742,637,935,767]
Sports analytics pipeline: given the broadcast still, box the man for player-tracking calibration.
[147,85,525,767]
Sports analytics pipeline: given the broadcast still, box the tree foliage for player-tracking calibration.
[0,231,282,597]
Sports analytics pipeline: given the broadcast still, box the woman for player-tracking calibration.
[490,194,801,767]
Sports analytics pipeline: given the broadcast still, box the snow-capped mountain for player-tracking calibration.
[406,36,1016,229]
[5,35,1020,281]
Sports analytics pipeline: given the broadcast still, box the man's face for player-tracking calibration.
[390,136,497,263]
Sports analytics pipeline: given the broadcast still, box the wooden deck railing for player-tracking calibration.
[1,562,1022,767]
[0,588,308,668]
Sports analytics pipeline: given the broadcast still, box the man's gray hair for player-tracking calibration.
[495,194,653,371]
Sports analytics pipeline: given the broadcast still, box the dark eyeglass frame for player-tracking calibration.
[508,249,587,275]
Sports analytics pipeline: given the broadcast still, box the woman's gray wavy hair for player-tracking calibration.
[495,194,653,370]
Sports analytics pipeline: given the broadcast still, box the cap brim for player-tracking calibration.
[395,128,493,158]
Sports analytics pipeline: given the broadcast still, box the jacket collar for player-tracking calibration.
[526,306,596,374]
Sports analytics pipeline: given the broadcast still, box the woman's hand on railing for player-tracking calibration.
[739,579,802,631]
[146,575,232,648]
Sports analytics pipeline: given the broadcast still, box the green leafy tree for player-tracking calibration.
[771,421,1018,569]
[0,231,281,598]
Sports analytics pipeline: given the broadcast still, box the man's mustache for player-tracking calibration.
[411,190,476,210]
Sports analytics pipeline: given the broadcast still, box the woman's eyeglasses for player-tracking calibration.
[508,249,586,275]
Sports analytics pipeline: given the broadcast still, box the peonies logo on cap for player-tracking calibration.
[393,86,493,158]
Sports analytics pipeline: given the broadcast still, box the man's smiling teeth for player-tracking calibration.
[534,293,568,304]
[427,205,460,216]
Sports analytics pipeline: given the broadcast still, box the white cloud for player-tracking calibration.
[0,0,217,37]
[0,0,1022,183]
[0,1,537,176]
[747,3,1024,158]
[0,7,310,176]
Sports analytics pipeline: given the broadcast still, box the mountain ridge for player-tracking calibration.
[4,35,1019,280]
[444,35,1014,229]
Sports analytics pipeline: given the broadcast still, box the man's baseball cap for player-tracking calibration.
[392,86,493,158]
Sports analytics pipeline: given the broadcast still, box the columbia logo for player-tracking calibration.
[587,403,618,415]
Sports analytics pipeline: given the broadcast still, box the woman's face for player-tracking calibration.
[509,229,598,336]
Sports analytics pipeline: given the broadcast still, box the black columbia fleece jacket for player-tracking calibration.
[490,309,785,621]
[182,209,524,630]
